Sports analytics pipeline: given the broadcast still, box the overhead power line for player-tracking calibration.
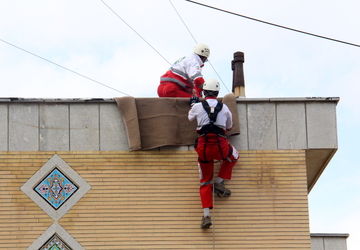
[207,60,231,93]
[169,0,198,43]
[100,0,171,65]
[169,0,231,93]
[184,0,360,48]
[0,38,131,96]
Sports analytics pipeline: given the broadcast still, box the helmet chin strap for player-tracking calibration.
[204,90,219,99]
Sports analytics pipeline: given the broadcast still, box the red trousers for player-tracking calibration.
[157,82,192,97]
[195,134,238,208]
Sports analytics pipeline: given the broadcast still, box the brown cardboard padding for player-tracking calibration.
[115,94,240,151]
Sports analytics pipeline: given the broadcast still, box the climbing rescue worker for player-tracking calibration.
[188,79,239,229]
[158,43,210,98]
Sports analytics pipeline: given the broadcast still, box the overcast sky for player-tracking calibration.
[1,0,359,249]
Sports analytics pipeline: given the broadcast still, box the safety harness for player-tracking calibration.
[197,100,228,163]
[198,100,225,136]
[197,100,236,189]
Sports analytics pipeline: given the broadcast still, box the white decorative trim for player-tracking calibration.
[21,154,91,221]
[27,223,84,250]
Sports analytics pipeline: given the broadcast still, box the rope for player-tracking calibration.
[100,0,172,65]
[0,38,131,96]
[169,0,231,93]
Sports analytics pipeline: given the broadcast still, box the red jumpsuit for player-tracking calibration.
[188,98,238,208]
[158,53,204,97]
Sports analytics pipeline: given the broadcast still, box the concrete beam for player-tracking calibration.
[8,104,39,151]
[306,102,338,149]
[247,103,277,150]
[99,103,128,150]
[277,103,307,149]
[230,103,248,150]
[311,237,325,250]
[70,104,99,151]
[0,105,7,151]
[324,238,347,250]
[39,104,69,151]
[311,234,349,250]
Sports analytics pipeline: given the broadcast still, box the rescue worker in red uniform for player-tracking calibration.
[158,43,210,98]
[188,79,239,229]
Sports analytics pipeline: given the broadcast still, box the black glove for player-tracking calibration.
[189,96,200,106]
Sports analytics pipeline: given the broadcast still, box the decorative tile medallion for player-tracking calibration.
[34,168,78,210]
[21,154,91,221]
[22,155,88,250]
[39,233,72,250]
[27,223,84,250]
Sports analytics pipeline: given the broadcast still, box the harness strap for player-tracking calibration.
[201,101,223,124]
[198,159,211,163]
[198,100,225,136]
[198,100,228,161]
[200,180,213,186]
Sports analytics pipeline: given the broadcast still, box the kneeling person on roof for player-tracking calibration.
[188,79,239,229]
[158,43,210,98]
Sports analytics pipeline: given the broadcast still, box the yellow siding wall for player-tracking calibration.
[0,150,310,249]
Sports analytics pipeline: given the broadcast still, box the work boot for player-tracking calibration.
[201,216,212,229]
[214,181,231,197]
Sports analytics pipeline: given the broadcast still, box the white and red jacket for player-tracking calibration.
[160,53,205,96]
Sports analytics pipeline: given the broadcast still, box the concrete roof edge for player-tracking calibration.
[236,97,340,103]
[0,98,116,103]
[0,97,340,103]
[310,233,349,238]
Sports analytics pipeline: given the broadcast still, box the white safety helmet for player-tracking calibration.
[203,78,220,91]
[193,43,210,58]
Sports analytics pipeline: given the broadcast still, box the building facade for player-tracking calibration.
[0,97,343,249]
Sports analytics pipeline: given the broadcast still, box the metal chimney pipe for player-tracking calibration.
[231,51,245,97]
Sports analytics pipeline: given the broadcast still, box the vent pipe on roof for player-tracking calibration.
[232,51,245,97]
